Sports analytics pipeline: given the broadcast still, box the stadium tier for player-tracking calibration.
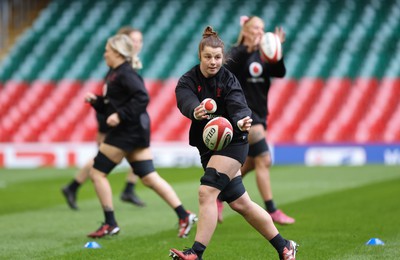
[0,0,399,143]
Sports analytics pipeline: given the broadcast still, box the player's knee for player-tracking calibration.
[200,167,230,191]
[93,151,117,174]
[255,152,272,169]
[198,185,220,205]
[218,176,246,203]
[129,160,155,178]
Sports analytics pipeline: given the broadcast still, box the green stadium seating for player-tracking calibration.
[1,0,400,143]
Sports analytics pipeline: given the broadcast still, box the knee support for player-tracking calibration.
[93,151,117,174]
[218,176,246,203]
[248,139,269,157]
[129,160,155,178]
[200,167,230,191]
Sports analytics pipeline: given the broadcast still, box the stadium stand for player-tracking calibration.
[0,0,399,144]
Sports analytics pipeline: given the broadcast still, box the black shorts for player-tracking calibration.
[96,113,109,133]
[104,113,151,152]
[199,141,249,170]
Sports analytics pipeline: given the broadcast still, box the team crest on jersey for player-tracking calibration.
[249,62,263,77]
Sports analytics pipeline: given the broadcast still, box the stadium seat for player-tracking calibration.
[324,78,378,142]
[295,78,352,143]
[0,81,28,115]
[383,103,400,143]
[269,78,323,143]
[147,78,178,133]
[2,0,400,144]
[267,78,297,129]
[151,108,190,142]
[356,78,400,142]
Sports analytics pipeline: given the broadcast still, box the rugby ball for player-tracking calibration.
[260,32,282,63]
[203,117,233,151]
[201,98,217,114]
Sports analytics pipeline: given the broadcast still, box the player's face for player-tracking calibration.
[199,46,223,78]
[104,43,121,68]
[244,17,264,42]
[129,31,143,55]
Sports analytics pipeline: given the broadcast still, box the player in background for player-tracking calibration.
[222,15,295,225]
[170,26,297,260]
[61,27,146,210]
[85,33,197,239]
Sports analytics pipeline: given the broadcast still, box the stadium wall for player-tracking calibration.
[1,142,399,169]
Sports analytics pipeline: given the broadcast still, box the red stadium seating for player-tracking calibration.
[323,78,378,142]
[268,78,297,129]
[355,78,400,142]
[269,78,324,143]
[295,78,352,143]
[0,81,28,116]
[144,79,163,100]
[147,78,178,134]
[151,107,190,141]
[2,77,400,144]
[383,103,400,142]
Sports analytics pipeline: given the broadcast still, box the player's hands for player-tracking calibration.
[107,113,120,127]
[193,104,209,120]
[275,26,286,44]
[237,116,252,131]
[85,92,97,103]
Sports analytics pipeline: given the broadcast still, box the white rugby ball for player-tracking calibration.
[201,98,217,114]
[260,32,282,63]
[203,117,233,151]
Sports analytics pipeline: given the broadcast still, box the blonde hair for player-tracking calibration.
[198,26,225,59]
[236,16,259,45]
[116,26,143,70]
[107,34,136,68]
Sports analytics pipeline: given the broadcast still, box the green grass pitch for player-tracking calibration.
[0,165,399,259]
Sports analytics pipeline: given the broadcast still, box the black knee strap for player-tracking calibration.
[129,160,155,178]
[200,167,230,191]
[248,139,269,157]
[217,176,246,203]
[93,151,117,174]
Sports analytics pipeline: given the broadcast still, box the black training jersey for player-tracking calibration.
[91,62,150,145]
[92,62,149,122]
[225,45,286,126]
[176,65,251,150]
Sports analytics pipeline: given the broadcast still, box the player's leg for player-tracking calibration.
[61,158,93,210]
[249,125,295,225]
[128,147,197,238]
[171,155,242,259]
[215,155,254,223]
[87,143,124,238]
[226,180,298,259]
[120,170,146,207]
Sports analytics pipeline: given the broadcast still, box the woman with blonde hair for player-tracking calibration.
[86,34,197,239]
[222,16,295,225]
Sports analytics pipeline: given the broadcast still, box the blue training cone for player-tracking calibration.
[366,238,385,245]
[84,241,102,249]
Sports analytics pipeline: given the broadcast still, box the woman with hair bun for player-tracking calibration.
[169,26,298,260]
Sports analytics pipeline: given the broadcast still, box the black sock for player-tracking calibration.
[104,210,117,226]
[174,205,188,219]
[68,180,81,193]
[265,200,277,213]
[123,182,135,194]
[192,241,206,258]
[269,233,288,255]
